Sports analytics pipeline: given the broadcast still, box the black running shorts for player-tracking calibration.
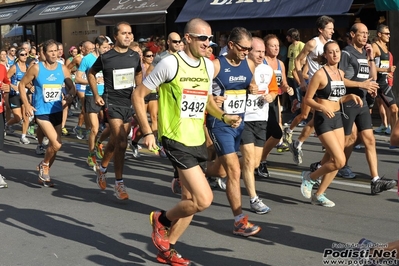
[161,136,207,173]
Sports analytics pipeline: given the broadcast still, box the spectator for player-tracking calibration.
[138,38,147,50]
[218,34,228,56]
[147,36,160,55]
[153,32,181,65]
[206,41,217,60]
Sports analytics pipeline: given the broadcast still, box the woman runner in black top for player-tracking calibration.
[300,41,362,207]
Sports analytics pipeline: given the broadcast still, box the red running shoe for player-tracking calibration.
[149,211,170,251]
[156,249,191,266]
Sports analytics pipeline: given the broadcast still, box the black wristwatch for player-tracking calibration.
[221,113,226,123]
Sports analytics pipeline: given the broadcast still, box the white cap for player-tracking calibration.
[105,36,113,44]
[209,41,218,47]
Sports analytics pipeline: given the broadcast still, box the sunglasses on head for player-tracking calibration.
[145,54,154,58]
[233,42,252,52]
[171,40,181,44]
[188,33,213,42]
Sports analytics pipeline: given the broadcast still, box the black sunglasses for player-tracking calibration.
[19,53,28,56]
[188,33,213,42]
[145,54,154,58]
[171,40,181,44]
[233,42,252,52]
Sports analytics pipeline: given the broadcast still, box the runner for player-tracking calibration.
[241,37,278,214]
[263,34,294,152]
[0,49,9,70]
[31,43,49,156]
[339,23,396,194]
[69,41,95,140]
[207,27,261,236]
[300,41,362,207]
[5,46,16,123]
[65,46,78,71]
[18,39,76,187]
[88,22,142,200]
[286,28,305,105]
[75,36,110,169]
[127,42,143,158]
[372,24,397,135]
[6,46,16,67]
[133,17,241,265]
[6,48,31,144]
[286,16,335,165]
[0,60,10,188]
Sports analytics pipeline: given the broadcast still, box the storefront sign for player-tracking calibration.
[4,0,26,3]
[71,29,98,36]
[210,0,270,4]
[40,1,84,15]
[112,0,158,11]
[0,10,17,20]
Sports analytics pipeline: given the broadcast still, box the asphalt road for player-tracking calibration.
[0,111,398,266]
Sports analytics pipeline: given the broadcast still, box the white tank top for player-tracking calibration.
[306,36,325,80]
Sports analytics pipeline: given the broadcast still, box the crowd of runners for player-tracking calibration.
[0,16,398,265]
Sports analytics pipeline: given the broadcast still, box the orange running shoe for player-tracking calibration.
[37,161,53,187]
[114,181,129,200]
[233,215,261,237]
[96,164,107,190]
[150,211,170,252]
[156,249,191,266]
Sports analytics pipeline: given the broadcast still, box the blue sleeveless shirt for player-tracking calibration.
[32,62,65,115]
[207,56,252,127]
[7,56,15,67]
[10,63,25,95]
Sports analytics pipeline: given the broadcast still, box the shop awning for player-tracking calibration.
[18,0,101,24]
[0,5,34,25]
[176,0,354,30]
[375,0,399,10]
[95,0,174,26]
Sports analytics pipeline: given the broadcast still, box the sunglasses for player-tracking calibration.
[19,53,28,56]
[171,40,181,44]
[188,33,213,42]
[145,54,154,58]
[233,42,252,52]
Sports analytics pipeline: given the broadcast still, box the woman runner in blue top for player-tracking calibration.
[6,48,31,144]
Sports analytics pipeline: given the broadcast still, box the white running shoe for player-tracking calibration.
[42,137,49,146]
[374,124,387,133]
[20,136,30,145]
[0,174,8,188]
[217,177,227,190]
